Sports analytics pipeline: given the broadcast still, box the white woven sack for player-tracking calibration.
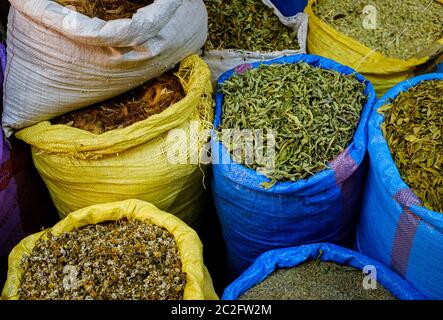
[203,0,308,83]
[2,0,208,135]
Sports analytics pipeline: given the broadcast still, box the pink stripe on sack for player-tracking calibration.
[390,189,422,277]
[393,188,422,208]
[330,148,359,243]
[235,64,253,75]
[330,148,358,184]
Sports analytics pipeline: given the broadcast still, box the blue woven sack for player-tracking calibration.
[222,243,425,300]
[211,54,377,277]
[270,0,308,16]
[356,73,443,299]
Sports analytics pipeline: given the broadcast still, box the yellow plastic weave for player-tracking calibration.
[16,55,213,222]
[305,0,443,96]
[1,199,219,300]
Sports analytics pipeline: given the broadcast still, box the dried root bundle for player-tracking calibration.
[52,71,184,134]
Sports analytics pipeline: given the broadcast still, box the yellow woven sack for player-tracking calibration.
[1,199,219,300]
[16,55,213,225]
[305,0,443,96]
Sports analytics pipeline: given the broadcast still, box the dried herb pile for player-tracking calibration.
[219,63,366,186]
[53,0,154,21]
[313,0,443,60]
[240,260,396,300]
[52,71,184,134]
[204,0,300,52]
[381,80,443,212]
[18,219,187,300]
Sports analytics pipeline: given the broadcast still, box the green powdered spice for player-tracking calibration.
[313,0,443,60]
[219,63,366,186]
[19,219,186,300]
[204,0,300,52]
[240,260,396,300]
[381,80,443,212]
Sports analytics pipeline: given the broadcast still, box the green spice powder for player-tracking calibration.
[240,260,396,300]
[219,63,366,186]
[381,80,443,212]
[313,0,443,60]
[204,0,300,52]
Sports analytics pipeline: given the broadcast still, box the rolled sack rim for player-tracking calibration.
[9,0,184,47]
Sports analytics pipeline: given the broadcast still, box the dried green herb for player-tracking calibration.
[18,219,186,300]
[313,0,443,60]
[204,0,300,52]
[381,80,443,212]
[239,260,396,300]
[219,63,366,185]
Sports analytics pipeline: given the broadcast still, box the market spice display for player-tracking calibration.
[53,0,154,20]
[219,63,366,186]
[240,260,396,300]
[18,219,187,300]
[313,0,443,60]
[204,0,300,52]
[380,80,443,212]
[52,71,184,134]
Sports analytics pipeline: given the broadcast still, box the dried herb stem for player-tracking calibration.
[52,70,184,134]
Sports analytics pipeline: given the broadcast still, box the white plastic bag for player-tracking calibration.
[203,0,307,82]
[2,0,208,135]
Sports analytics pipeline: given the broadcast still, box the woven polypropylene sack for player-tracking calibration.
[305,0,443,97]
[271,0,308,16]
[0,42,25,258]
[203,0,307,83]
[15,55,213,226]
[2,0,207,134]
[1,199,218,300]
[211,54,376,278]
[356,73,443,300]
[222,243,425,300]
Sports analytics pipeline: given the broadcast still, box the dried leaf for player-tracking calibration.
[381,80,443,212]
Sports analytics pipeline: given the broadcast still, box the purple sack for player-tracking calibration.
[0,42,24,258]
